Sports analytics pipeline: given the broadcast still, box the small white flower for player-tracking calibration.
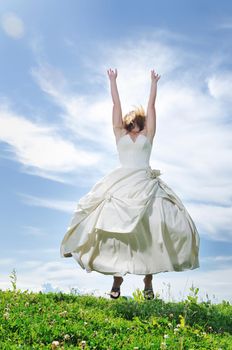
[164,334,169,339]
[51,340,59,349]
[3,312,9,320]
[80,341,86,349]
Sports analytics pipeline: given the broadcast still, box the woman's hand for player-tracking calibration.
[147,69,160,109]
[151,69,161,83]
[107,68,118,81]
[107,68,121,106]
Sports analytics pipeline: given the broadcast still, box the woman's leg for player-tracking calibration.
[143,274,153,289]
[143,274,154,299]
[110,276,123,297]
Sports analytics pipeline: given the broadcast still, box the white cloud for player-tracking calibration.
[181,203,232,242]
[0,104,102,183]
[0,258,16,266]
[1,12,25,39]
[214,255,232,261]
[202,255,232,263]
[21,225,49,237]
[160,267,232,303]
[12,248,59,256]
[189,204,232,242]
[30,63,117,150]
[207,73,232,100]
[18,193,75,213]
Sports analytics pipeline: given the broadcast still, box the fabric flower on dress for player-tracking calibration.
[146,166,162,179]
[105,192,113,202]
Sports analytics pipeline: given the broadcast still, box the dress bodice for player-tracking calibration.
[117,134,152,168]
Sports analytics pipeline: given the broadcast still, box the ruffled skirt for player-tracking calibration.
[60,166,200,276]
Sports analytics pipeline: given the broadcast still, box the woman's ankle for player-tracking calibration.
[143,275,153,289]
[113,276,123,288]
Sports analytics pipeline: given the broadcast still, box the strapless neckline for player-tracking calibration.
[117,133,152,147]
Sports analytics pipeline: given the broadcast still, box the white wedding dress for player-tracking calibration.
[60,133,200,277]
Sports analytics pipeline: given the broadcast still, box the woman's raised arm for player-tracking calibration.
[107,68,123,130]
[146,69,161,140]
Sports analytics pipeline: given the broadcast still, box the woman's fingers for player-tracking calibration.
[107,68,118,78]
[107,68,117,73]
[151,69,161,81]
[107,69,113,77]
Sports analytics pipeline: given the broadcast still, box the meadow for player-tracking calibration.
[0,269,231,349]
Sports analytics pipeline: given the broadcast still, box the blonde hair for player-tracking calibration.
[123,105,146,132]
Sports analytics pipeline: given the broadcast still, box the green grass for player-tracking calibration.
[0,270,231,349]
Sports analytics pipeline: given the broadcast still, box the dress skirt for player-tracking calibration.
[60,166,200,277]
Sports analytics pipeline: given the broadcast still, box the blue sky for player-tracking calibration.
[0,0,232,302]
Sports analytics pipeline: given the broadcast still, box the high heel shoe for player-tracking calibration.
[143,276,154,300]
[109,277,123,299]
[110,286,121,299]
